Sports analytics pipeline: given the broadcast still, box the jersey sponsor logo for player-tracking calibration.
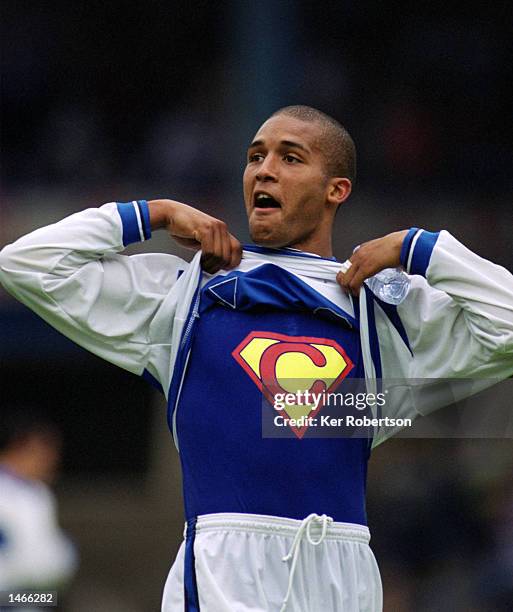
[232,331,354,438]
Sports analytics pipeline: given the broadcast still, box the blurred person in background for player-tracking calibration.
[0,406,78,609]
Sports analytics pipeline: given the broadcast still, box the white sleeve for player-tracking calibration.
[0,201,189,388]
[396,229,513,380]
[371,229,513,447]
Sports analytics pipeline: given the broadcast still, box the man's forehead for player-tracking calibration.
[250,115,322,151]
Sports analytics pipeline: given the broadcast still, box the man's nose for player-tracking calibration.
[256,155,278,182]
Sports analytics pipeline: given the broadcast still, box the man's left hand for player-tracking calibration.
[336,230,408,296]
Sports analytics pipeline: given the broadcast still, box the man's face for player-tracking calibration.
[243,114,332,250]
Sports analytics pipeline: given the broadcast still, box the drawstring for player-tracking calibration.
[279,513,333,612]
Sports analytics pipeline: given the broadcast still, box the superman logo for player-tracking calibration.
[232,331,354,438]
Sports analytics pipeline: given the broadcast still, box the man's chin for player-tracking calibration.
[249,229,286,249]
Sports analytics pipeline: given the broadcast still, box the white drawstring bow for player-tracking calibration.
[279,513,333,612]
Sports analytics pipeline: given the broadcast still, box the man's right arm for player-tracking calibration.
[0,200,185,385]
[0,199,240,389]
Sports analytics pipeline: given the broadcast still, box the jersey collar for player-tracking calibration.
[243,244,338,262]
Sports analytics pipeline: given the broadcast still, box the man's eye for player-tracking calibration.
[248,153,264,162]
[284,154,300,163]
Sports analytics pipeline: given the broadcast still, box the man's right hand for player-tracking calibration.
[149,199,242,274]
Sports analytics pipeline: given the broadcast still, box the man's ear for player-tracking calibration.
[327,177,352,208]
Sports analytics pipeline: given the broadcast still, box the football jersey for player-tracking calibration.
[174,263,369,524]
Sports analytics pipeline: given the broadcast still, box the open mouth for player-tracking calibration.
[254,193,281,209]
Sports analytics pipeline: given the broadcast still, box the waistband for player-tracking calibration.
[186,512,370,544]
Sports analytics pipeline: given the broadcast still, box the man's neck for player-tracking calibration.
[287,238,333,259]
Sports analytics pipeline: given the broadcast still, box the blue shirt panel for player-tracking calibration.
[175,266,369,525]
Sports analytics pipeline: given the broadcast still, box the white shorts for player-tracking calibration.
[162,512,382,612]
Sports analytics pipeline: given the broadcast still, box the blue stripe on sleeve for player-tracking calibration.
[136,200,152,240]
[410,230,440,277]
[363,286,381,451]
[364,285,382,381]
[116,202,144,246]
[374,298,413,356]
[399,228,419,271]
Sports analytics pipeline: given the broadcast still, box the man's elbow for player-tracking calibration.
[499,329,513,356]
[0,242,16,283]
[0,241,29,291]
[477,323,513,357]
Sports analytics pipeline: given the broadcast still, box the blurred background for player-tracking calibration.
[1,1,512,610]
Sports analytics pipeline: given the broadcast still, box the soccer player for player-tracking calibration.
[1,105,512,611]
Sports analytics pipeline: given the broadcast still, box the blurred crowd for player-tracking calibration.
[2,3,512,199]
[369,439,513,611]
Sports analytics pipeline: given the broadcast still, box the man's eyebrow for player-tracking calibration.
[248,139,310,153]
[248,139,264,149]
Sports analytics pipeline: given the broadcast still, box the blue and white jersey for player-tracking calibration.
[1,199,513,527]
[175,260,368,524]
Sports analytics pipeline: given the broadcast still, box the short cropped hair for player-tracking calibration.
[270,105,356,182]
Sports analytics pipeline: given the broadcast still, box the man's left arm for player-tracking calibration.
[338,228,513,379]
[399,229,513,377]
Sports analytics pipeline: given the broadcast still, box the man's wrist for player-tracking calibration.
[148,199,177,231]
[392,230,409,265]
